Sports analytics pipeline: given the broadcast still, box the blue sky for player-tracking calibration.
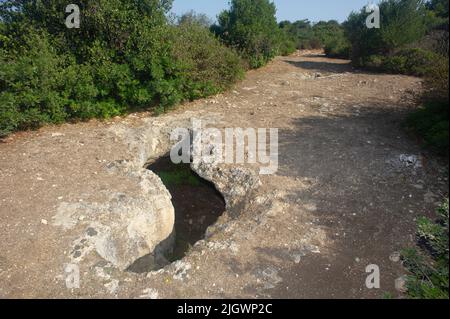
[171,0,371,23]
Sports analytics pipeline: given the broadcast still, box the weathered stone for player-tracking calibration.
[191,161,261,211]
[53,171,175,271]
[389,252,401,263]
[395,275,408,293]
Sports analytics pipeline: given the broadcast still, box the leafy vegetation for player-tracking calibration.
[402,199,449,299]
[157,164,202,187]
[406,55,449,155]
[344,0,429,67]
[0,0,244,137]
[212,0,282,68]
[363,48,441,76]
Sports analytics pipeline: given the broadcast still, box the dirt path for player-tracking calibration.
[0,51,448,299]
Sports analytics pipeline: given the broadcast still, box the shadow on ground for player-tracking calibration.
[285,59,353,74]
[251,103,446,298]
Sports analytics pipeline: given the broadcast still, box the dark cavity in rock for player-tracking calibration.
[127,156,225,273]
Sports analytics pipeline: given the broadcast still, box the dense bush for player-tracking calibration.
[402,199,449,299]
[177,10,212,28]
[426,0,449,27]
[324,35,351,59]
[0,0,244,137]
[385,48,438,75]
[213,0,282,68]
[313,21,346,49]
[397,1,450,156]
[166,23,245,109]
[363,48,440,75]
[278,28,297,56]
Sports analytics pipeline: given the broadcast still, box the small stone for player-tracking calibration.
[41,219,48,225]
[395,275,408,293]
[355,257,361,263]
[104,279,119,295]
[389,252,401,263]
[51,133,64,137]
[293,255,302,264]
[140,288,159,299]
[86,227,98,237]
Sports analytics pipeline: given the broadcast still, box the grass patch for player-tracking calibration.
[157,164,202,187]
[402,199,449,299]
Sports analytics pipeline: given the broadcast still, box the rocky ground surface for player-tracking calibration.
[0,51,448,299]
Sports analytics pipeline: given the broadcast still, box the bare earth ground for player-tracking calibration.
[0,51,448,299]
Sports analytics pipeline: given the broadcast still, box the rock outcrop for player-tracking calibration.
[53,170,175,271]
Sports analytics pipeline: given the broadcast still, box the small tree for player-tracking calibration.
[178,10,212,28]
[214,0,281,68]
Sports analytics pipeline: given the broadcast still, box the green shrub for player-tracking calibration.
[362,55,386,70]
[214,0,281,69]
[406,101,449,155]
[0,30,73,133]
[170,23,244,99]
[402,199,449,299]
[345,0,428,65]
[405,55,449,155]
[313,20,344,48]
[278,28,297,56]
[0,1,245,136]
[324,38,351,59]
[384,48,438,75]
[358,48,441,76]
[422,53,449,102]
[382,55,410,74]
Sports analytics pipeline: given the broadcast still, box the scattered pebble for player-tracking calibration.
[51,133,64,137]
[140,288,159,299]
[293,254,302,264]
[104,279,119,295]
[395,275,408,293]
[389,252,401,263]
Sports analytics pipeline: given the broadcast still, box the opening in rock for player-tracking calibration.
[128,156,226,273]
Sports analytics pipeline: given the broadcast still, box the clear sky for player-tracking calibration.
[171,0,371,23]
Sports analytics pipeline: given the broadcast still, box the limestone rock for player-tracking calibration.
[395,275,408,293]
[54,170,175,271]
[191,160,260,210]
